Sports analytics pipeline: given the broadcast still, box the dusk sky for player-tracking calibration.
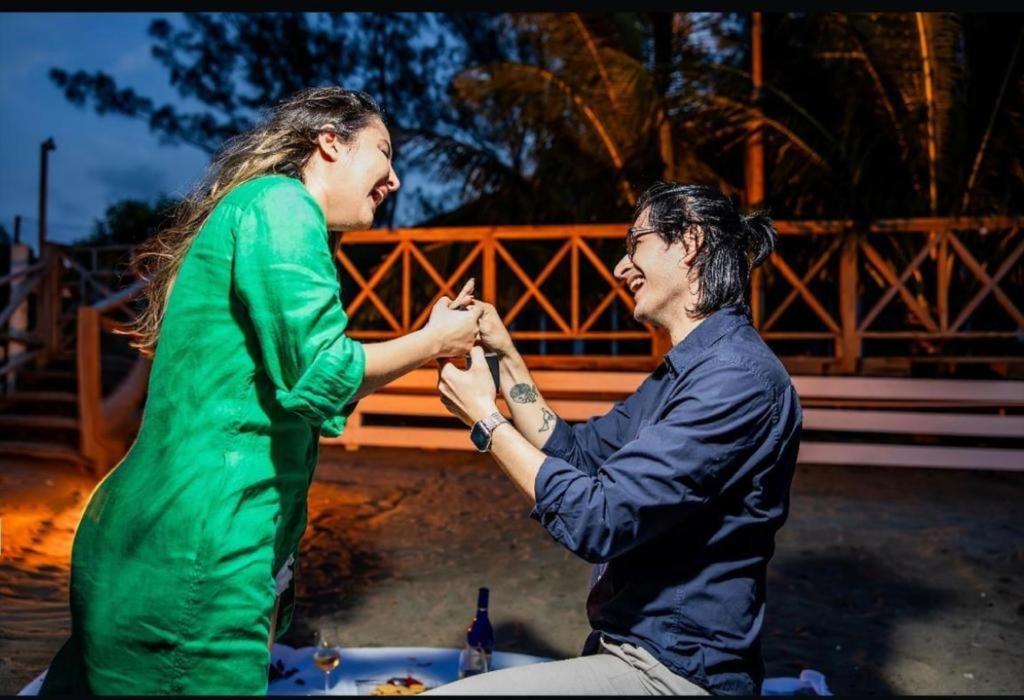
[1,13,212,249]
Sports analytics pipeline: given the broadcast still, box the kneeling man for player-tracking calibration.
[432,182,802,696]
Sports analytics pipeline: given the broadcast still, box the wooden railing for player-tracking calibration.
[336,225,661,369]
[331,368,1024,471]
[3,217,1021,471]
[76,279,149,473]
[337,217,1024,374]
[59,244,137,353]
[0,243,63,384]
[57,243,148,473]
[1,240,148,473]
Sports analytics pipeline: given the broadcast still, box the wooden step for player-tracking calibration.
[0,413,80,430]
[42,359,77,372]
[0,390,77,404]
[12,369,78,392]
[0,440,85,464]
[20,369,76,381]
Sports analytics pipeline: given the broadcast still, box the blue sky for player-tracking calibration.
[1,13,214,248]
[0,12,465,250]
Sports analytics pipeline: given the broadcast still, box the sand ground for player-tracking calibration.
[1,446,1022,695]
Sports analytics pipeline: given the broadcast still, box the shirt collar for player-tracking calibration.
[662,304,752,375]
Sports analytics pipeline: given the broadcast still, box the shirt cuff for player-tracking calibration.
[529,455,579,547]
[319,398,360,438]
[276,336,365,436]
[540,416,575,460]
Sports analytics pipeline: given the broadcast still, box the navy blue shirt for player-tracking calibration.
[530,304,802,695]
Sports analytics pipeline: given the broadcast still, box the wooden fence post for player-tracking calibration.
[751,268,763,330]
[838,229,861,374]
[77,305,108,472]
[937,229,949,332]
[483,231,497,305]
[37,245,63,362]
[6,242,32,381]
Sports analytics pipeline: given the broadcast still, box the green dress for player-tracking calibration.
[39,175,366,694]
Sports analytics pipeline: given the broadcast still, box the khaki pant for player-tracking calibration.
[424,637,710,696]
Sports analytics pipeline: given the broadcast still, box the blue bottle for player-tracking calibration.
[458,587,495,678]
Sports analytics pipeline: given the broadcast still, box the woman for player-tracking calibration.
[39,87,482,694]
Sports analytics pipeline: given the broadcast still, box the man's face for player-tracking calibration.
[613,207,695,327]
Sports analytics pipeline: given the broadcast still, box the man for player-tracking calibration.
[432,182,802,696]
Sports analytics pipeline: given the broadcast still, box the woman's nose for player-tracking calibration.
[388,166,401,192]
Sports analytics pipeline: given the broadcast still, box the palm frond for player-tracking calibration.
[960,26,1024,213]
[454,62,638,204]
[401,127,530,204]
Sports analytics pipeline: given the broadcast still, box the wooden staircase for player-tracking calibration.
[0,351,142,467]
[1,241,148,473]
[0,353,83,463]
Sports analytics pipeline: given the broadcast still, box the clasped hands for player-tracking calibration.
[421,278,513,428]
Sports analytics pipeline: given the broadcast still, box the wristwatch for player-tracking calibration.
[470,411,510,452]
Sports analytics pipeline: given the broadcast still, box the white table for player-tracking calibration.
[268,645,551,695]
[17,646,549,696]
[19,646,830,695]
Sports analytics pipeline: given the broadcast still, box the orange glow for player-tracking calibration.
[1,462,94,570]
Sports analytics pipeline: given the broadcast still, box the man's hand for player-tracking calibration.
[438,345,499,426]
[474,301,515,357]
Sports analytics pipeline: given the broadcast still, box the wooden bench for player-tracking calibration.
[325,369,1024,472]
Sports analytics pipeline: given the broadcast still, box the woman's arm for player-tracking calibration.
[353,281,480,400]
[233,181,480,430]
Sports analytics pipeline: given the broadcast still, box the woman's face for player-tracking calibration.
[310,116,400,231]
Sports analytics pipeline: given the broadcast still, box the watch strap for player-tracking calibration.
[480,411,508,434]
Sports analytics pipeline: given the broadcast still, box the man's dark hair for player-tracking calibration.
[633,182,777,317]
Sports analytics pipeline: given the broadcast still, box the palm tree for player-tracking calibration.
[403,13,742,226]
[688,12,1023,219]
[686,12,1024,354]
[412,12,1023,361]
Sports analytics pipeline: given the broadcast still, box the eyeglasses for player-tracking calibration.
[625,226,660,259]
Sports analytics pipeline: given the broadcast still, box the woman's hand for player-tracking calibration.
[438,345,499,426]
[474,301,515,357]
[448,278,475,310]
[425,295,484,357]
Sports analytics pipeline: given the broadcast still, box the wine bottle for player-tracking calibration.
[457,587,495,678]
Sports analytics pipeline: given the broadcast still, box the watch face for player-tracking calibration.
[470,422,490,451]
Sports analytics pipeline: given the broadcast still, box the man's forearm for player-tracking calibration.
[498,349,560,450]
[487,421,546,503]
[354,329,438,400]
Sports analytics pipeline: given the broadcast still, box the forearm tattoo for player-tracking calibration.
[510,383,538,404]
[539,407,555,433]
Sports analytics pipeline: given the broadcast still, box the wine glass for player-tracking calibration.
[312,630,341,695]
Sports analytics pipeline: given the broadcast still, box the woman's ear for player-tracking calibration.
[316,128,342,162]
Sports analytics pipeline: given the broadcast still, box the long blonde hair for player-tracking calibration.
[124,86,384,357]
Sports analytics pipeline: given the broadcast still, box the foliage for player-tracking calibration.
[691,12,1024,218]
[76,196,179,246]
[49,12,1023,225]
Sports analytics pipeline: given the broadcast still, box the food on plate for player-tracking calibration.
[370,675,427,695]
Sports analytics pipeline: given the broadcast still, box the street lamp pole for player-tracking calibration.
[38,137,56,252]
